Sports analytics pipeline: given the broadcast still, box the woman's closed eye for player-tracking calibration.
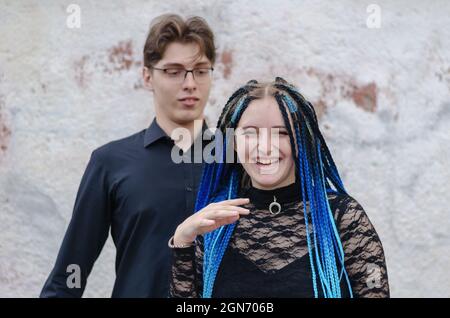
[272,130,288,136]
[241,128,258,136]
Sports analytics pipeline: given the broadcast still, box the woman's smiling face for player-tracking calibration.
[235,96,296,190]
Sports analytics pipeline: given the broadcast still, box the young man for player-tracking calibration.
[40,14,215,297]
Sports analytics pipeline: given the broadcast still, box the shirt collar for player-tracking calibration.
[143,118,209,148]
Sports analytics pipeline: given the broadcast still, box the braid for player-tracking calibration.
[200,92,255,298]
[274,93,299,175]
[278,89,353,297]
[216,87,248,127]
[274,83,346,194]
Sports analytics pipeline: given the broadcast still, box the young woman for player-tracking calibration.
[168,78,390,298]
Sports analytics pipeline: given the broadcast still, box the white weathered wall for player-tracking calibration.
[1,0,449,297]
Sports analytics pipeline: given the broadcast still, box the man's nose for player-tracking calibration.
[182,72,197,90]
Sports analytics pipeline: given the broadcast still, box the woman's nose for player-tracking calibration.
[257,129,275,156]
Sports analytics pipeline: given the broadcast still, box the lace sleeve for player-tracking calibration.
[337,196,390,298]
[169,236,204,298]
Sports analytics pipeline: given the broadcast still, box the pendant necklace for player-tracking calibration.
[269,195,282,215]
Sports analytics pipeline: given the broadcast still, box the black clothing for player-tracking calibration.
[170,181,390,298]
[41,119,207,297]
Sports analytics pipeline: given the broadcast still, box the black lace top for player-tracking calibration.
[170,181,390,298]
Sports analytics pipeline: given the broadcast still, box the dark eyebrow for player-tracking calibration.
[240,126,287,130]
[160,63,185,68]
[194,62,212,67]
[161,62,211,68]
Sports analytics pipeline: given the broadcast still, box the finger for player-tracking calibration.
[199,219,216,227]
[206,210,240,220]
[213,205,250,214]
[214,215,240,227]
[216,198,250,206]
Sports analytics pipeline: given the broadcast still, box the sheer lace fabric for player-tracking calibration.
[170,193,389,298]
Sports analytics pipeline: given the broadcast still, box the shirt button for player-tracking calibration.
[186,187,193,192]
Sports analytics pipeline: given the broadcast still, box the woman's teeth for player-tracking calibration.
[256,159,280,165]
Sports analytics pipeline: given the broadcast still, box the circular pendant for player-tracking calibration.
[269,196,282,215]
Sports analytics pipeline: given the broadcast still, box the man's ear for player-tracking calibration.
[142,67,154,91]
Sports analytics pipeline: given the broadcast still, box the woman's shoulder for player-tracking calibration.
[327,191,366,225]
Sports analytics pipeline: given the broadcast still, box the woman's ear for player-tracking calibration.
[142,67,154,91]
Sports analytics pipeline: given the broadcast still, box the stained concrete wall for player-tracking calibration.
[0,0,449,297]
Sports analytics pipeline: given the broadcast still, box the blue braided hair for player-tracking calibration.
[195,78,353,298]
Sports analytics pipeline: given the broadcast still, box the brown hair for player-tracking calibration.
[143,14,216,68]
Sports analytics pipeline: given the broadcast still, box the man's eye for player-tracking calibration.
[166,69,182,75]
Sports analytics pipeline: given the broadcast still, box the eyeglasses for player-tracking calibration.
[151,66,214,84]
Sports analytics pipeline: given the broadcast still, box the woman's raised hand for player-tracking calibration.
[173,198,250,246]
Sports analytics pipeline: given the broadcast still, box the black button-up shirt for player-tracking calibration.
[40,118,208,297]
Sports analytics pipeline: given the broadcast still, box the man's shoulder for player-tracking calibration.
[90,129,146,163]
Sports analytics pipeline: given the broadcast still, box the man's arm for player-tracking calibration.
[40,149,113,297]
